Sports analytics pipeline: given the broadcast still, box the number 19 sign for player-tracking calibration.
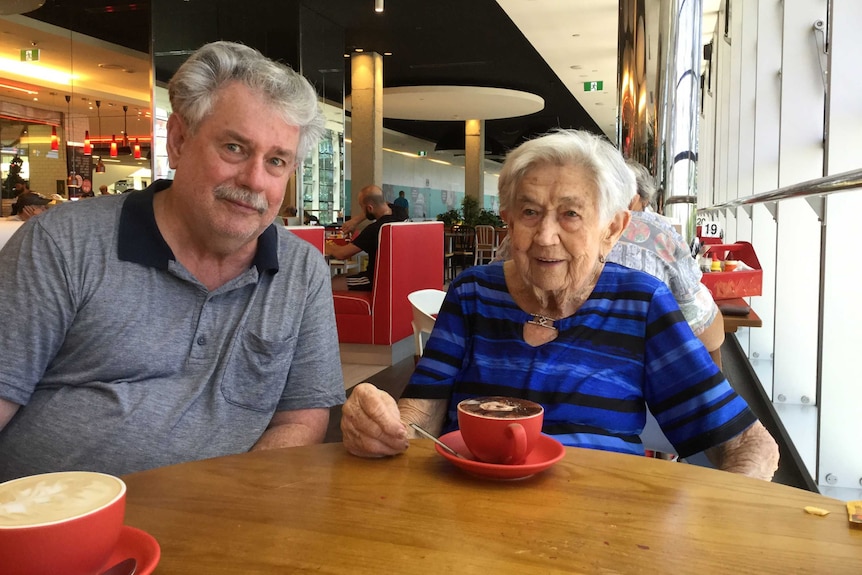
[699,221,723,238]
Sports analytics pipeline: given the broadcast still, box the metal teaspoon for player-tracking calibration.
[409,423,466,459]
[99,557,137,575]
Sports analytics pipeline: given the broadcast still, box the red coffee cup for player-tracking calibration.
[0,471,126,575]
[457,396,544,464]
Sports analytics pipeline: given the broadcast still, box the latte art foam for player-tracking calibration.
[458,396,543,419]
[0,472,124,527]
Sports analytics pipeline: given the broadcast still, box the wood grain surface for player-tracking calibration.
[122,440,861,574]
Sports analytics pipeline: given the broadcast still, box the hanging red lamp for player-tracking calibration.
[50,125,59,151]
[83,130,91,155]
[133,138,141,159]
[110,135,118,158]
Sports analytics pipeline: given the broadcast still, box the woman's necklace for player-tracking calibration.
[526,313,558,332]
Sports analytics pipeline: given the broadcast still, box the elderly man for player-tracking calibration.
[0,41,345,481]
[340,129,778,482]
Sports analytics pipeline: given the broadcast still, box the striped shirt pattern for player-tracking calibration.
[403,261,756,458]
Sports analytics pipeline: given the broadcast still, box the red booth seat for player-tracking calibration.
[333,221,443,347]
[285,225,325,253]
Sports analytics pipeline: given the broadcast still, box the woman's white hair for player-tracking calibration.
[168,41,325,162]
[498,129,635,225]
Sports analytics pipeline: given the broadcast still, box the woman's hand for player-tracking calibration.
[341,383,409,457]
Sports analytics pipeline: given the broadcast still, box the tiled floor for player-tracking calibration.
[341,363,389,390]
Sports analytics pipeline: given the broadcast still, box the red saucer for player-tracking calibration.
[435,431,565,480]
[103,525,160,575]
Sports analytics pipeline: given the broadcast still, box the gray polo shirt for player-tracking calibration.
[0,181,345,480]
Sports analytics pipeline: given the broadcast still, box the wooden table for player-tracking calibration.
[122,441,861,574]
[718,297,763,333]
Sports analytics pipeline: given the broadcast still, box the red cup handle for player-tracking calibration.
[504,423,528,464]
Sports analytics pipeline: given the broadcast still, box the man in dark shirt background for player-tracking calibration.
[394,190,409,213]
[325,184,407,291]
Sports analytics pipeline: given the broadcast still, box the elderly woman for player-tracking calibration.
[341,130,778,480]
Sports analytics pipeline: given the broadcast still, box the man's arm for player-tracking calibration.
[704,421,779,481]
[0,398,20,432]
[340,216,372,239]
[252,408,330,450]
[325,240,362,261]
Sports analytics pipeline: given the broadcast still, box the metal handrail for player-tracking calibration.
[698,168,862,213]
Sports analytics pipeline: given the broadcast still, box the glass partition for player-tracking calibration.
[0,7,152,209]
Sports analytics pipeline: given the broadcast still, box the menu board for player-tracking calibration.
[66,146,92,183]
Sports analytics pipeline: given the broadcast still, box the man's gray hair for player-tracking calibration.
[168,41,325,162]
[498,129,634,225]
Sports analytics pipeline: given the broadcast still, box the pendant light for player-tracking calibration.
[83,130,91,155]
[95,100,105,172]
[122,105,129,149]
[50,125,58,151]
[133,138,141,159]
[110,135,118,158]
[65,94,76,187]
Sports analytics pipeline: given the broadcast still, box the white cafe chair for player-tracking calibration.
[473,224,498,265]
[407,288,447,357]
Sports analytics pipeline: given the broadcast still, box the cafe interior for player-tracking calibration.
[0,0,860,571]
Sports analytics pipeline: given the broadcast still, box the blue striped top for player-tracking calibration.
[403,261,756,458]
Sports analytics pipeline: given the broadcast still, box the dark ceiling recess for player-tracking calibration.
[28,0,600,154]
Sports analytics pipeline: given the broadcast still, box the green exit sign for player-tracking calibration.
[583,81,603,92]
[20,49,40,62]
[417,150,427,157]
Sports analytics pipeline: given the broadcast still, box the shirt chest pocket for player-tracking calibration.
[221,331,298,412]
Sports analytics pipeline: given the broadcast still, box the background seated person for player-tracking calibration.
[611,160,725,367]
[339,191,408,238]
[339,129,779,481]
[325,184,407,291]
[3,191,51,222]
[9,180,31,216]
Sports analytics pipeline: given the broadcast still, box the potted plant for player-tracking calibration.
[460,196,480,227]
[476,209,504,227]
[436,209,462,228]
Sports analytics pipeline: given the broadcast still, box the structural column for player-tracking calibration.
[350,52,383,215]
[464,119,485,207]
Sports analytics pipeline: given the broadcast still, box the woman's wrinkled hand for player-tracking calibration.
[341,383,409,457]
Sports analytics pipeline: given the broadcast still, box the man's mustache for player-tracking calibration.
[214,185,269,214]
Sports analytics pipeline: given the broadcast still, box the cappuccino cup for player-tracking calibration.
[457,396,544,464]
[0,471,126,575]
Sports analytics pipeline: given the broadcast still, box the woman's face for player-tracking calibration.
[503,162,628,301]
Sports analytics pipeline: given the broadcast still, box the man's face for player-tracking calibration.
[166,81,300,247]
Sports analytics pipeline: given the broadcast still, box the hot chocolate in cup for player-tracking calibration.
[0,471,126,575]
[457,396,544,465]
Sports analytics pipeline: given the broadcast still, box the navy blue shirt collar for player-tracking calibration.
[117,179,279,274]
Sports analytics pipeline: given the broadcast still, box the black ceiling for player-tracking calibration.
[28,0,601,154]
